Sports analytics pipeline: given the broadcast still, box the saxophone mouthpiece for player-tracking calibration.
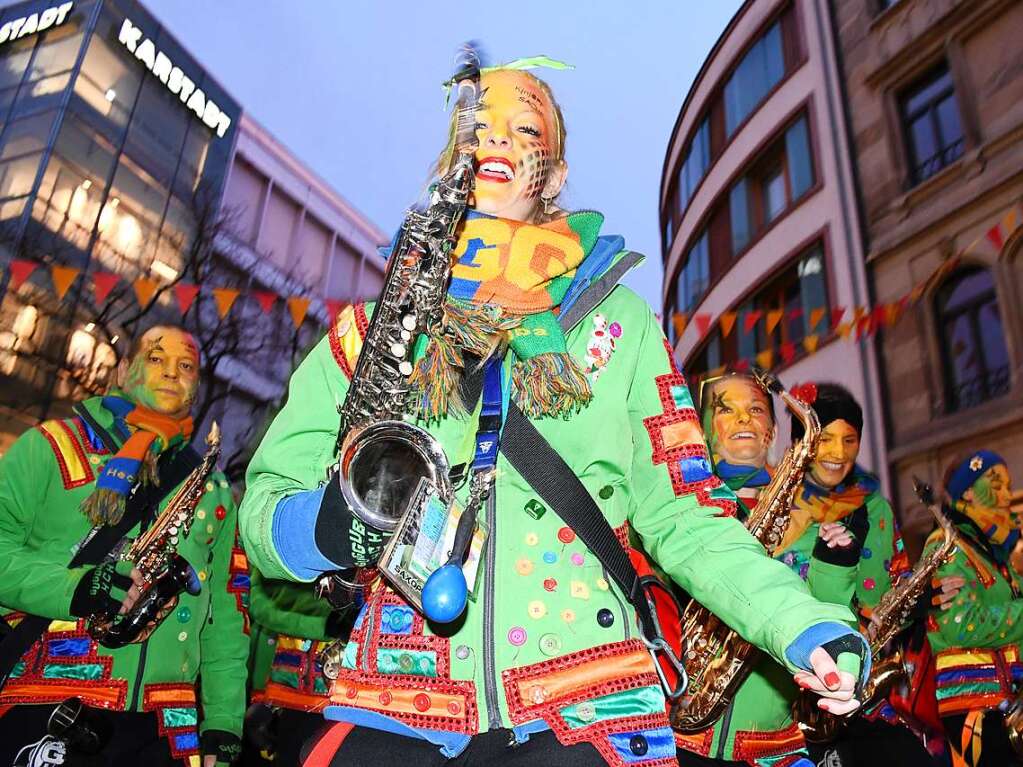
[207,421,220,447]
[912,476,934,506]
[751,366,783,395]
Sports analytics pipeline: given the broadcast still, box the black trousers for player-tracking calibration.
[943,711,1023,767]
[0,703,187,766]
[805,717,937,767]
[676,748,813,766]
[302,724,608,766]
[242,705,326,767]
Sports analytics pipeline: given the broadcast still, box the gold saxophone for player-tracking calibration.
[795,477,959,741]
[87,423,221,648]
[669,369,820,733]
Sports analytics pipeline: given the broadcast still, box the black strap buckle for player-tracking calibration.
[635,575,688,701]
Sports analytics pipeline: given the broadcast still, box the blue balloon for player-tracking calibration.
[422,564,468,623]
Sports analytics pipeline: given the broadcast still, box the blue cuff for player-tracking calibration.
[271,487,340,580]
[784,621,859,671]
[323,706,471,758]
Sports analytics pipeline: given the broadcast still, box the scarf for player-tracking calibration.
[779,464,878,551]
[410,210,604,420]
[79,394,193,526]
[715,460,772,492]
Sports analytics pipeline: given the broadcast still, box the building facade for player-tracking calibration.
[831,0,1023,532]
[659,0,889,485]
[0,0,385,470]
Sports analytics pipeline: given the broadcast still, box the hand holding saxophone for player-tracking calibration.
[794,645,865,715]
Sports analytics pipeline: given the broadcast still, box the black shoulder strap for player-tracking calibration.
[0,422,202,680]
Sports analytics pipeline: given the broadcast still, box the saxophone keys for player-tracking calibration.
[399,361,414,376]
[400,329,412,342]
[402,314,417,331]
[390,342,407,358]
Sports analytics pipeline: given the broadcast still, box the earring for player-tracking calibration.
[541,195,555,215]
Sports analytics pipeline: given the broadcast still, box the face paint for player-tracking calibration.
[123,327,199,418]
[704,378,774,469]
[472,70,561,222]
[963,464,1016,544]
[809,419,860,490]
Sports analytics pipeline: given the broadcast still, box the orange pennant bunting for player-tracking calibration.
[719,312,737,339]
[803,334,820,353]
[212,288,240,318]
[287,296,311,329]
[51,266,80,300]
[1003,207,1018,235]
[809,307,826,333]
[133,277,159,308]
[765,310,784,335]
[325,299,347,320]
[671,312,688,338]
[836,322,852,340]
[755,349,774,370]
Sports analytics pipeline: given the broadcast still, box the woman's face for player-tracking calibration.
[706,378,775,469]
[471,70,566,222]
[967,464,1013,513]
[809,419,861,489]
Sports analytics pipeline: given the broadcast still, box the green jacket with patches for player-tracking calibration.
[0,397,250,753]
[240,249,857,765]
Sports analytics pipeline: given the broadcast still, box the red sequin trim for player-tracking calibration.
[641,341,735,516]
[143,683,200,759]
[612,521,630,551]
[674,727,713,756]
[228,526,251,635]
[364,589,449,678]
[35,419,94,490]
[327,302,370,379]
[732,720,806,760]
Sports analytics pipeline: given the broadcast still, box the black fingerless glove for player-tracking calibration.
[820,631,871,693]
[812,503,870,567]
[69,561,133,618]
[314,472,390,569]
[201,730,242,765]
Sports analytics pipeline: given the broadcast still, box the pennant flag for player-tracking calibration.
[287,296,311,329]
[251,290,277,314]
[830,307,846,330]
[987,221,1005,252]
[908,284,925,304]
[885,302,901,327]
[743,310,762,334]
[855,315,871,339]
[787,308,803,321]
[8,260,37,291]
[325,299,347,320]
[694,313,712,339]
[836,322,852,340]
[1003,207,1018,235]
[755,349,774,370]
[212,288,240,319]
[719,311,737,339]
[853,306,867,322]
[133,277,159,308]
[871,304,887,332]
[92,272,120,304]
[734,358,750,372]
[671,312,688,338]
[809,307,826,333]
[173,283,200,314]
[803,334,820,354]
[766,310,784,335]
[780,341,796,364]
[51,266,80,301]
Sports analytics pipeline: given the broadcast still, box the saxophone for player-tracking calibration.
[87,423,221,649]
[795,477,959,741]
[669,368,820,732]
[330,49,481,538]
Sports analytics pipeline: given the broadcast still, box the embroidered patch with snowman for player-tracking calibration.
[583,313,622,383]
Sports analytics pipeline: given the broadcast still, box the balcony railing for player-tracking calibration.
[950,363,1010,412]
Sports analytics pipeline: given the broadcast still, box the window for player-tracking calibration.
[724,21,785,136]
[73,29,143,135]
[678,118,711,214]
[729,114,815,256]
[675,231,710,314]
[936,267,1010,412]
[901,63,964,184]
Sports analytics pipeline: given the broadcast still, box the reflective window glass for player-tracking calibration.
[0,151,41,198]
[124,78,189,185]
[785,117,813,199]
[93,156,169,271]
[33,153,101,247]
[74,33,142,133]
[901,64,964,184]
[0,110,56,160]
[729,178,750,254]
[763,167,785,222]
[26,26,83,81]
[10,71,69,118]
[725,21,784,136]
[0,37,34,91]
[176,121,210,196]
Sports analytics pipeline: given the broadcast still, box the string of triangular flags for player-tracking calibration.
[2,263,349,330]
[677,200,1022,380]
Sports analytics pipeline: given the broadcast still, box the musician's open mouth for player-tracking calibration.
[820,460,846,472]
[477,157,515,183]
[730,431,757,441]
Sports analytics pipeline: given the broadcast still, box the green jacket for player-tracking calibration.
[682,484,904,763]
[0,397,250,749]
[924,518,1023,717]
[248,567,334,711]
[240,261,856,762]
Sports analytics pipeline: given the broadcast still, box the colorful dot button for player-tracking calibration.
[525,533,539,546]
[595,578,609,591]
[206,524,214,534]
[863,578,876,590]
[538,633,562,656]
[205,481,214,492]
[527,601,547,620]
[447,701,461,715]
[516,558,534,576]
[543,552,557,564]
[413,693,431,712]
[557,527,576,544]
[378,691,392,706]
[508,627,528,646]
[598,485,614,499]
[561,609,576,623]
[177,631,188,642]
[597,608,615,628]
[215,505,227,521]
[455,645,471,660]
[399,654,414,672]
[524,500,546,519]
[570,553,585,566]
[196,509,206,520]
[198,571,207,581]
[176,606,191,623]
[89,455,100,465]
[543,578,558,592]
[576,702,596,722]
[570,581,590,600]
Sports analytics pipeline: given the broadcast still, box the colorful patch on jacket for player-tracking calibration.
[328,303,370,380]
[583,313,622,384]
[143,683,200,759]
[228,526,251,634]
[641,341,735,516]
[35,418,96,490]
[933,645,1022,716]
[259,634,332,712]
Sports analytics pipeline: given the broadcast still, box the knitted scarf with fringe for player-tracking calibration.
[79,394,193,526]
[409,210,604,420]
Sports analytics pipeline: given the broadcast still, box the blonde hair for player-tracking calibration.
[433,69,568,223]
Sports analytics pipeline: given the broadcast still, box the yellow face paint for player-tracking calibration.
[809,419,860,489]
[122,327,200,418]
[706,377,775,469]
[472,70,561,222]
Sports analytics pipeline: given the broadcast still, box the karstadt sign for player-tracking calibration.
[0,2,74,45]
[118,18,233,138]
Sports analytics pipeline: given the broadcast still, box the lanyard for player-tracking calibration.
[471,356,505,472]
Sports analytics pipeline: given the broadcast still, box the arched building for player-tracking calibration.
[659,0,888,487]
